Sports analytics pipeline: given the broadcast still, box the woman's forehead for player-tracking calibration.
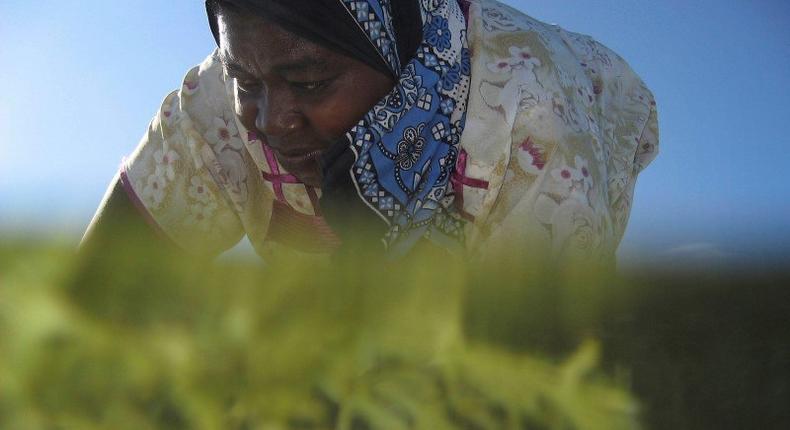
[217,12,339,75]
[209,0,401,78]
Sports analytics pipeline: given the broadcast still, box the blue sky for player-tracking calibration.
[1,0,789,263]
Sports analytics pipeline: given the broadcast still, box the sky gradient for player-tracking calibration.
[1,0,789,263]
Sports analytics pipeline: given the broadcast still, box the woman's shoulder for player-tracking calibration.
[461,0,658,260]
[467,0,657,169]
[470,0,650,88]
[121,50,258,255]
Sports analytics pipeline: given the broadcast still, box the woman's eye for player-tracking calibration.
[290,79,330,93]
[236,79,261,93]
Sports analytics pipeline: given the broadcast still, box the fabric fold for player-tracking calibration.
[340,0,471,254]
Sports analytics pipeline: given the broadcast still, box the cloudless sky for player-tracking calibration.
[1,1,789,263]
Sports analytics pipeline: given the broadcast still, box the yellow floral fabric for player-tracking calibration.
[123,0,658,261]
[458,1,658,265]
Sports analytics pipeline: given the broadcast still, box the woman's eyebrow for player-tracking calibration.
[273,58,331,75]
[219,53,254,76]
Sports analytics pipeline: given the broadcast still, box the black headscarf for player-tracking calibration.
[205,0,423,78]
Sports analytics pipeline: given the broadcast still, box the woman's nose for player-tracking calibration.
[255,92,306,138]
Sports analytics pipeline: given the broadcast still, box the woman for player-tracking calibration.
[82,0,658,265]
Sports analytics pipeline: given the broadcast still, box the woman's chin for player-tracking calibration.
[282,162,321,187]
[276,155,322,188]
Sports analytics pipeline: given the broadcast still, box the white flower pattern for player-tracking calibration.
[141,173,167,209]
[188,176,210,203]
[549,155,593,200]
[185,200,218,231]
[487,46,542,74]
[204,117,243,152]
[153,148,180,181]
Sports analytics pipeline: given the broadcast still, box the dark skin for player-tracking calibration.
[218,9,395,187]
[80,10,395,253]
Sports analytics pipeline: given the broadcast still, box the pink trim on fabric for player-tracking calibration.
[261,141,291,206]
[261,170,301,184]
[305,186,322,216]
[451,149,489,222]
[452,150,490,189]
[265,199,341,253]
[258,138,323,216]
[119,160,177,246]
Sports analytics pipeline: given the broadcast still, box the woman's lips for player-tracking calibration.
[274,149,323,166]
[272,149,323,186]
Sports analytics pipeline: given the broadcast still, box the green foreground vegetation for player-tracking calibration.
[0,240,787,429]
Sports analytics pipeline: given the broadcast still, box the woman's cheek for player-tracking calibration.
[234,91,258,134]
[310,93,368,140]
[315,110,347,141]
[314,71,394,139]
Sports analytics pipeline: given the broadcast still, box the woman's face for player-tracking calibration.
[216,11,395,187]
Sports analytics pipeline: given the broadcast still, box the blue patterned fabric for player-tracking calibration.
[339,0,471,254]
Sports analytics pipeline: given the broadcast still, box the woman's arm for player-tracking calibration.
[79,173,167,253]
[70,173,195,323]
